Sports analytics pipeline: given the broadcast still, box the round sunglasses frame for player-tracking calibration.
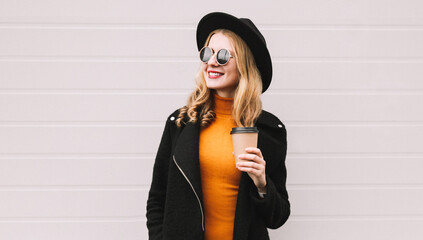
[199,46,234,66]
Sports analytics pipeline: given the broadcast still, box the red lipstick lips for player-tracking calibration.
[208,70,224,79]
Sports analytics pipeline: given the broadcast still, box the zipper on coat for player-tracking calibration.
[173,155,205,231]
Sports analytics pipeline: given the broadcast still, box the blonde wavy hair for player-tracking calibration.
[176,29,263,128]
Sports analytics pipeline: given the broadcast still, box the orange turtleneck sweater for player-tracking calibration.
[199,94,241,240]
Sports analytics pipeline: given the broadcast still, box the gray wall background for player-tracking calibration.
[1,0,423,239]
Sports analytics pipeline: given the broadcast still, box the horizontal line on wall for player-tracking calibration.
[0,216,146,223]
[0,23,197,30]
[0,89,190,94]
[284,121,423,127]
[1,184,422,191]
[0,185,150,191]
[0,152,155,158]
[0,23,194,30]
[262,25,423,31]
[1,152,422,159]
[0,153,158,157]
[266,89,423,95]
[1,121,423,127]
[287,152,423,158]
[273,57,423,63]
[0,56,199,62]
[289,215,423,221]
[0,123,164,128]
[0,154,155,159]
[2,23,423,30]
[286,152,423,157]
[0,89,422,95]
[1,215,423,223]
[2,56,423,63]
[287,184,423,190]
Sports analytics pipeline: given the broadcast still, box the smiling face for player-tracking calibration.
[202,32,239,98]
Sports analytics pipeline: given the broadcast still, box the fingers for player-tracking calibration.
[236,160,264,171]
[236,147,266,171]
[237,149,265,165]
[236,165,263,176]
[245,147,263,158]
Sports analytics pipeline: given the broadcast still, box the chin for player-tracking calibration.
[205,82,218,90]
[205,78,221,88]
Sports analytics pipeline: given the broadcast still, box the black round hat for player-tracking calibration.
[196,12,272,93]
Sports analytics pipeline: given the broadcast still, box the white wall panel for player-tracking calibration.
[263,94,423,122]
[271,219,423,240]
[0,29,195,57]
[287,156,423,185]
[288,125,423,153]
[273,61,423,90]
[1,188,421,219]
[289,188,423,216]
[2,156,423,187]
[0,126,162,154]
[1,125,422,154]
[0,154,423,187]
[0,189,147,217]
[2,61,423,90]
[2,28,423,58]
[0,94,422,122]
[2,155,423,187]
[0,94,186,122]
[0,61,198,90]
[0,156,153,186]
[2,219,423,240]
[1,0,422,25]
[0,222,146,240]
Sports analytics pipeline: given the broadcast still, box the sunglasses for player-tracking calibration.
[199,46,234,66]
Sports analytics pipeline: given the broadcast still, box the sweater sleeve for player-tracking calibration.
[146,117,174,240]
[250,120,290,229]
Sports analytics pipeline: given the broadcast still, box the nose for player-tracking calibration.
[207,52,219,66]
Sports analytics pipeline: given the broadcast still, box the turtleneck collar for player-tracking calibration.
[214,93,233,116]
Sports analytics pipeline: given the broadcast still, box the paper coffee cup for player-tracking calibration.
[230,127,259,164]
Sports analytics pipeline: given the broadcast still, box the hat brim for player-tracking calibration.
[196,12,272,93]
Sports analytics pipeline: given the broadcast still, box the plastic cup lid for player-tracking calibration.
[230,127,259,134]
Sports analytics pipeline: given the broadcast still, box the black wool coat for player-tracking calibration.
[146,109,290,240]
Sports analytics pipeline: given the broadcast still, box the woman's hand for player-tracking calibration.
[236,147,267,192]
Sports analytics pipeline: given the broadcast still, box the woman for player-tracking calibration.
[146,12,290,240]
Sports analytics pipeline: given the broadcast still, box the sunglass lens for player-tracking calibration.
[200,47,212,62]
[217,49,230,65]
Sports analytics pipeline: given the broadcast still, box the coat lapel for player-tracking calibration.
[173,121,203,203]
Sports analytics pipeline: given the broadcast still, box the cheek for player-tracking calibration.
[226,64,239,81]
[224,73,239,89]
[201,64,208,77]
[201,63,207,71]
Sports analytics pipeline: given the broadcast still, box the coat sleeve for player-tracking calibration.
[146,117,174,240]
[250,120,290,229]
